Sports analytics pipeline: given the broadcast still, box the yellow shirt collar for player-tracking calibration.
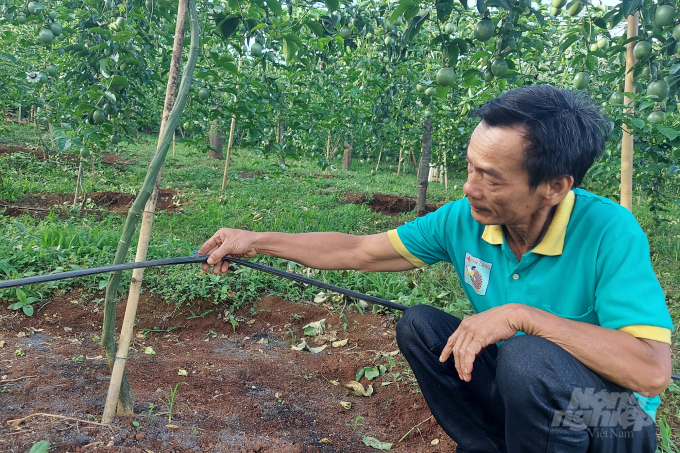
[480,190,575,256]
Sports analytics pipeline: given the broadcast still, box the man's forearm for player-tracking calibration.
[515,305,671,396]
[251,231,414,272]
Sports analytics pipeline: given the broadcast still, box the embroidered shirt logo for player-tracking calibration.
[463,253,492,296]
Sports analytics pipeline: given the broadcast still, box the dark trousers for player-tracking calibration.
[396,305,657,453]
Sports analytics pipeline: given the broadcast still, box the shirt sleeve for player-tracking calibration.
[594,211,673,343]
[388,201,458,267]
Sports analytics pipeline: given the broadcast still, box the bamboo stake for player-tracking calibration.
[620,12,638,212]
[397,137,404,176]
[101,0,197,424]
[73,160,83,208]
[325,131,331,175]
[222,57,243,189]
[173,131,176,157]
[375,148,382,171]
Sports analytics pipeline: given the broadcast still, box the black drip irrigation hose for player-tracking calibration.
[0,255,678,381]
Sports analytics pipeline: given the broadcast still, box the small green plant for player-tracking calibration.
[347,415,366,432]
[29,440,50,453]
[227,315,238,332]
[8,288,39,316]
[157,382,187,423]
[72,355,84,363]
[132,420,142,433]
[658,416,680,453]
[14,348,25,357]
[286,328,296,345]
[144,403,157,418]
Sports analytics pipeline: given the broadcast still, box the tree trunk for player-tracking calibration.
[101,0,196,423]
[416,118,432,217]
[207,119,223,159]
[342,141,352,170]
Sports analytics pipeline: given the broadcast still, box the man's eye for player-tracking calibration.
[485,180,496,186]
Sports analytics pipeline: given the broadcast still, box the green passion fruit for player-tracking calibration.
[654,5,675,28]
[340,26,352,39]
[647,110,664,123]
[444,22,455,34]
[483,69,494,82]
[424,87,436,97]
[50,22,62,36]
[251,42,262,57]
[647,79,669,100]
[609,92,624,105]
[474,19,494,42]
[92,109,107,124]
[633,41,652,59]
[573,71,589,90]
[198,87,210,100]
[436,67,455,87]
[552,0,567,7]
[39,28,55,44]
[491,59,508,77]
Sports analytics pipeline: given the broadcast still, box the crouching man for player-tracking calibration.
[200,85,672,453]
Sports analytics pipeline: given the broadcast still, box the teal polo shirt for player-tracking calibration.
[388,188,672,419]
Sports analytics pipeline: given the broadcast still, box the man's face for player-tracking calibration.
[463,122,550,226]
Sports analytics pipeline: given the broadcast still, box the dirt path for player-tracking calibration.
[0,291,456,452]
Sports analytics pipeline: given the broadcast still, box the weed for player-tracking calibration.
[14,348,25,357]
[157,382,187,423]
[347,415,366,432]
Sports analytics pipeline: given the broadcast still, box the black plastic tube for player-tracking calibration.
[1,255,677,381]
[0,254,408,311]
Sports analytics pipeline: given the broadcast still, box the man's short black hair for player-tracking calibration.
[472,85,611,190]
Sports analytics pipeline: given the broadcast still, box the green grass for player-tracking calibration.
[0,122,679,444]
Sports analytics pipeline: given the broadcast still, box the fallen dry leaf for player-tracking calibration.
[319,438,333,444]
[332,339,348,348]
[0,340,5,348]
[340,402,352,409]
[431,438,440,445]
[345,381,374,397]
[166,424,179,429]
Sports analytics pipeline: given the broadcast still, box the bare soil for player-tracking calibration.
[1,190,181,219]
[343,193,441,217]
[102,154,135,166]
[0,145,49,161]
[0,291,455,453]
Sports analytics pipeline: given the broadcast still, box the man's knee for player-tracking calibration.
[496,335,565,400]
[396,305,460,352]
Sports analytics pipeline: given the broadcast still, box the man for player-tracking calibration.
[200,85,673,452]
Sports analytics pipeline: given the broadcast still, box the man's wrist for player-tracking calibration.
[506,303,539,336]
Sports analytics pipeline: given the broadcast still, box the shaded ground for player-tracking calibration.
[0,291,455,453]
[343,193,441,216]
[0,145,49,161]
[102,154,135,166]
[1,190,181,219]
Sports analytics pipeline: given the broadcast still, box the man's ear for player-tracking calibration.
[545,175,574,207]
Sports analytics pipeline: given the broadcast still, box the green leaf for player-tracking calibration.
[325,0,339,13]
[628,118,644,128]
[594,17,607,28]
[532,9,545,27]
[656,125,679,141]
[304,20,324,36]
[110,75,129,88]
[362,436,392,450]
[489,0,512,11]
[476,0,484,13]
[16,288,26,302]
[621,0,641,17]
[356,367,367,381]
[214,14,240,40]
[264,0,283,16]
[284,33,304,48]
[29,441,51,453]
[23,305,34,316]
[365,367,380,380]
[390,5,410,23]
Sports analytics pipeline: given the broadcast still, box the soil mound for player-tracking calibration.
[343,193,440,216]
[1,189,180,218]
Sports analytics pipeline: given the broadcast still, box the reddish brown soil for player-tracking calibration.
[102,154,135,165]
[0,145,49,161]
[1,190,180,219]
[343,193,441,216]
[0,291,455,453]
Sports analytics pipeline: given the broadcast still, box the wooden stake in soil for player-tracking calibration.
[221,57,243,190]
[375,148,382,172]
[325,131,331,175]
[620,12,638,212]
[416,118,433,217]
[101,0,196,424]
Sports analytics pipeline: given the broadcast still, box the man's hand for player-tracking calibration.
[439,304,521,382]
[198,228,259,274]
